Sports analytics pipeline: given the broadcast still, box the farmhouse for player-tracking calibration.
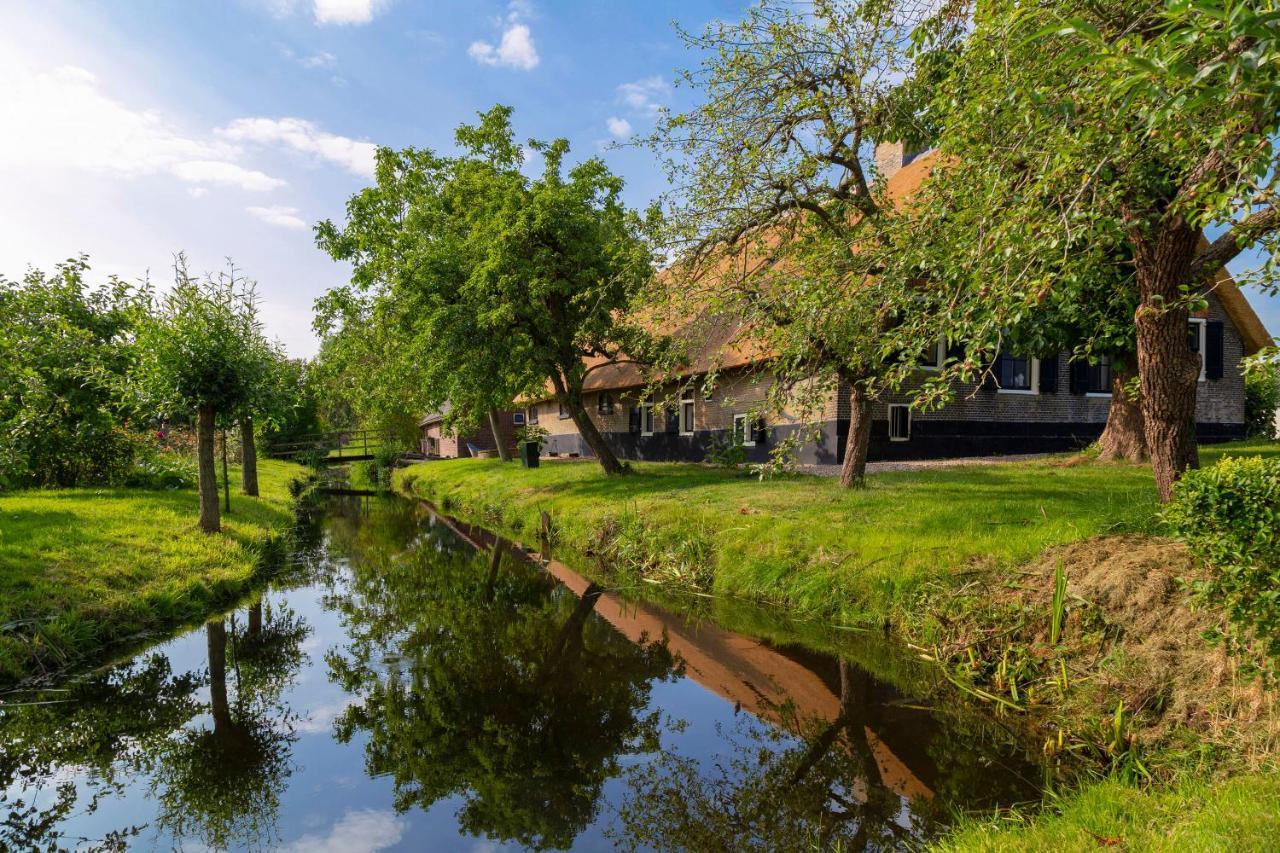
[520,147,1272,465]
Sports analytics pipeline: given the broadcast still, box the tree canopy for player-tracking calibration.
[317,105,659,474]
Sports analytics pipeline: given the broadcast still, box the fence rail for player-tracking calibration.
[268,429,395,462]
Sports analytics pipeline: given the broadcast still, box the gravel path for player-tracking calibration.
[798,453,1052,477]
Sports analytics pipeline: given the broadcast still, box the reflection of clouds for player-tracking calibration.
[279,809,405,853]
[295,698,356,734]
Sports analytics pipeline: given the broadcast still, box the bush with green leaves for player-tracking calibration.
[124,440,199,490]
[704,432,747,468]
[1165,456,1280,679]
[1245,362,1279,440]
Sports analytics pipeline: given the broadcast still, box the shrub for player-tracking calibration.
[124,440,198,490]
[704,432,747,467]
[1165,456,1280,678]
[1245,362,1279,440]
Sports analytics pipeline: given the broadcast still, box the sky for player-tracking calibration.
[1,0,1276,359]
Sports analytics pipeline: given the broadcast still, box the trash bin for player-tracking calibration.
[520,441,540,468]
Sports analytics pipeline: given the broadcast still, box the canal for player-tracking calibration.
[0,491,1044,850]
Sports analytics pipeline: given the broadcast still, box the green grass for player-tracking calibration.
[939,772,1280,852]
[0,459,307,683]
[398,440,1280,624]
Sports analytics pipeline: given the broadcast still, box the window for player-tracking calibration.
[888,404,911,441]
[1188,318,1207,382]
[558,401,570,419]
[732,414,756,447]
[597,391,615,415]
[1086,355,1113,396]
[526,406,539,425]
[680,398,695,435]
[917,340,945,371]
[513,411,526,426]
[639,403,655,436]
[996,353,1038,394]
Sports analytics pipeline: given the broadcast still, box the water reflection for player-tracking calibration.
[0,493,1042,851]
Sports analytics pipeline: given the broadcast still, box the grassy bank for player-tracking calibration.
[398,440,1280,850]
[0,458,308,683]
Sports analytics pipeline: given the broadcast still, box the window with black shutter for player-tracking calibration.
[888,404,911,441]
[996,352,1035,392]
[597,391,615,415]
[558,401,570,419]
[1039,355,1059,394]
[628,406,640,434]
[1086,355,1112,394]
[527,406,539,425]
[733,414,754,446]
[752,416,767,445]
[1069,360,1090,395]
[1205,321,1224,380]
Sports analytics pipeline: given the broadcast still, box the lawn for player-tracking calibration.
[398,440,1280,624]
[0,458,307,683]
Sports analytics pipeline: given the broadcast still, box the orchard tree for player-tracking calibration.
[899,0,1280,500]
[136,257,267,532]
[642,0,956,487]
[316,105,658,476]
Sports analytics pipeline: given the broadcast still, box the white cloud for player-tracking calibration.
[312,0,384,25]
[0,60,284,192]
[188,187,209,199]
[247,205,307,229]
[280,45,338,69]
[468,23,539,70]
[606,116,632,138]
[171,160,286,191]
[617,76,670,114]
[279,809,405,853]
[218,117,377,178]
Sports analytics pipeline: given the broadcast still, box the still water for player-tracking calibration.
[1,492,1044,851]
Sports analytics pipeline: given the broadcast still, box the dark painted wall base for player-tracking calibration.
[543,419,1247,465]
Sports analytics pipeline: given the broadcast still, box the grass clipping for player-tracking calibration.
[925,535,1279,775]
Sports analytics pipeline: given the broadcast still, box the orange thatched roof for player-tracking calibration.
[521,149,1271,403]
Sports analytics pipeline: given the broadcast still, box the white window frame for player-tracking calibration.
[1188,318,1207,382]
[996,355,1040,395]
[597,391,615,415]
[639,402,655,436]
[888,404,912,442]
[526,406,539,425]
[679,398,695,436]
[918,340,946,371]
[558,400,570,419]
[732,413,756,447]
[512,411,526,425]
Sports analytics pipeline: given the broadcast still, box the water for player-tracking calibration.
[0,492,1043,851]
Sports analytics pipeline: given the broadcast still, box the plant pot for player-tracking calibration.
[520,441,540,468]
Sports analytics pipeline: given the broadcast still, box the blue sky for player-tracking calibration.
[1,0,1276,357]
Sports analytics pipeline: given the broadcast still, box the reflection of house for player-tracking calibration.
[518,146,1271,464]
[418,406,521,458]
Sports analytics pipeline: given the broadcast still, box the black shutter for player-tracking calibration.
[1039,355,1058,394]
[1068,360,1089,395]
[665,406,679,433]
[628,406,640,434]
[945,340,965,362]
[1205,321,1225,380]
[752,417,767,445]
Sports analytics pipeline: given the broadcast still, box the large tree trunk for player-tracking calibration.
[1133,221,1202,502]
[1097,358,1147,463]
[553,374,627,475]
[487,409,512,462]
[839,381,873,489]
[197,404,220,533]
[239,416,259,496]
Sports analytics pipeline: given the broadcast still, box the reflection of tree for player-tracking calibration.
[614,660,922,852]
[0,654,203,850]
[327,530,677,851]
[149,601,310,850]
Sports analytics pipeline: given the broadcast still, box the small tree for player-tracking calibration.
[136,257,265,532]
[317,105,657,476]
[642,0,946,487]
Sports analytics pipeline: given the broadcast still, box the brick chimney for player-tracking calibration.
[874,140,907,181]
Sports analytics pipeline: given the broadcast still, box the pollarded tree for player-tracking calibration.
[642,0,959,487]
[898,0,1280,500]
[316,105,658,476]
[135,257,267,532]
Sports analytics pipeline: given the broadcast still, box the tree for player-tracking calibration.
[0,257,148,488]
[316,105,658,476]
[642,0,953,487]
[899,0,1280,500]
[135,257,267,531]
